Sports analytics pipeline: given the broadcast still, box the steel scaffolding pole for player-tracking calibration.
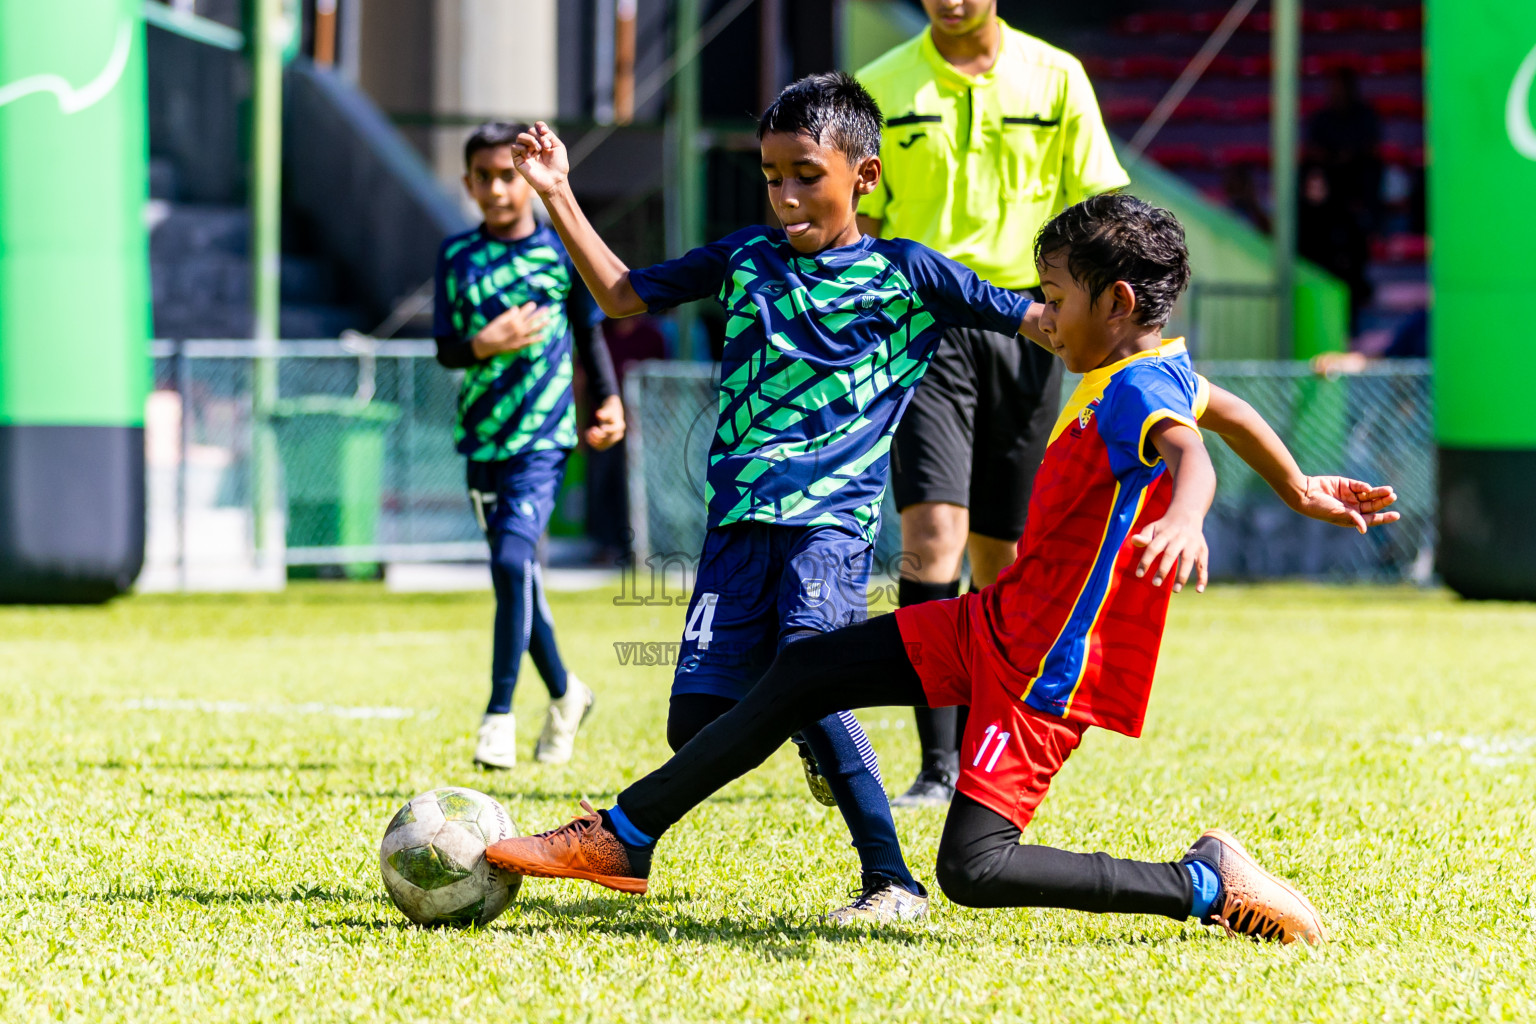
[1269,0,1300,358]
[666,0,705,359]
[250,0,287,566]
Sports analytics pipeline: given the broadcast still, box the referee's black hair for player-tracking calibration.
[464,121,531,168]
[1034,193,1192,328]
[757,72,883,164]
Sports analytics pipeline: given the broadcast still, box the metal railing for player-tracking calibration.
[144,339,484,589]
[625,358,1436,584]
[143,344,1435,590]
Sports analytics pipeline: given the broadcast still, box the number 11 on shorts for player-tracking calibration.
[973,723,1011,773]
[684,592,719,650]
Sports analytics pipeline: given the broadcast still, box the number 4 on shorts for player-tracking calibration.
[684,592,719,650]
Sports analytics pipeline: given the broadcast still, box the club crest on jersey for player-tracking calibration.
[1078,400,1100,429]
[801,577,829,607]
[757,280,787,297]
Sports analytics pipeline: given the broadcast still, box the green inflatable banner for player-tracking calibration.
[0,0,150,600]
[1429,0,1536,599]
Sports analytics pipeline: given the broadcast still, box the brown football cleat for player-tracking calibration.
[485,800,650,894]
[1181,829,1327,945]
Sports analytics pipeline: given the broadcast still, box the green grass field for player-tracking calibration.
[1,583,1532,1022]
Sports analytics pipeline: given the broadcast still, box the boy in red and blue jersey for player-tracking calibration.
[485,195,1400,943]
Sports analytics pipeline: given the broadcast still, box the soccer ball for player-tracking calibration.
[379,787,520,927]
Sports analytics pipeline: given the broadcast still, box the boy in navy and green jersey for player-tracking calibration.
[433,122,625,771]
[501,74,1051,923]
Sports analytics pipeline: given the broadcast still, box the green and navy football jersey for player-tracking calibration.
[629,227,1033,541]
[433,223,613,461]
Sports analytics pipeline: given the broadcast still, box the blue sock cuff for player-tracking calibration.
[605,804,655,848]
[1185,860,1221,920]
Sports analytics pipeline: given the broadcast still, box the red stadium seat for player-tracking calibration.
[1101,97,1156,122]
[1217,143,1270,167]
[1372,234,1428,263]
[1374,94,1423,119]
[1378,142,1426,167]
[1145,144,1214,169]
[1177,96,1224,121]
[1229,95,1270,121]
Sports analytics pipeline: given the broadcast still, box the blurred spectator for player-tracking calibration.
[1223,165,1271,234]
[1297,162,1372,333]
[1313,308,1428,375]
[585,315,668,562]
[1305,68,1382,330]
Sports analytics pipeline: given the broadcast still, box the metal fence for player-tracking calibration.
[145,339,488,589]
[144,344,1434,590]
[625,358,1435,585]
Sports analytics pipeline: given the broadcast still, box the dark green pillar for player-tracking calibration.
[0,0,150,601]
[1429,0,1536,599]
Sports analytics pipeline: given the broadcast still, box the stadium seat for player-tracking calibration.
[1216,143,1270,168]
[1144,144,1214,170]
[1372,234,1429,264]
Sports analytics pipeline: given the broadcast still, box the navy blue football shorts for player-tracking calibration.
[670,521,873,700]
[465,447,569,550]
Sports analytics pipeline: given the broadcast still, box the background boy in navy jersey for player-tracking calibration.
[434,122,625,770]
[484,193,1400,946]
[503,74,1062,922]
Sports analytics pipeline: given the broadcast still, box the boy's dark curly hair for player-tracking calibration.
[757,72,883,164]
[1034,193,1191,328]
[464,121,532,168]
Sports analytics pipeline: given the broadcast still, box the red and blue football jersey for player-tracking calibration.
[975,339,1209,737]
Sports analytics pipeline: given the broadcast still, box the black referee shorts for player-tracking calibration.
[891,303,1063,542]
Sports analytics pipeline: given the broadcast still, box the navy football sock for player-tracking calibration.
[487,535,559,713]
[526,562,568,699]
[800,711,920,894]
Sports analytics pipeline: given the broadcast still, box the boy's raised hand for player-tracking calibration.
[512,121,569,196]
[1287,476,1401,534]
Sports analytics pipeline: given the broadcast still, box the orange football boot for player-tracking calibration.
[1181,829,1327,945]
[485,800,650,894]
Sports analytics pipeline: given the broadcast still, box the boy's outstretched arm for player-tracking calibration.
[1015,302,1050,350]
[1135,423,1216,593]
[513,122,647,318]
[1199,383,1400,533]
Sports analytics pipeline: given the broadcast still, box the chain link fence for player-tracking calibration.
[145,340,492,589]
[624,358,1435,585]
[144,344,1433,589]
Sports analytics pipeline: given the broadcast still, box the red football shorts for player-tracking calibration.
[895,593,1087,831]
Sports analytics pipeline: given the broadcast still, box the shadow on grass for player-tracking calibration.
[83,885,376,906]
[70,760,340,773]
[319,894,942,954]
[509,895,944,953]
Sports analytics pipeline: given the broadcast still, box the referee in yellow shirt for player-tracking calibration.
[856,0,1129,806]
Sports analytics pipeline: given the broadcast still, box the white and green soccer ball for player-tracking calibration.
[379,787,520,927]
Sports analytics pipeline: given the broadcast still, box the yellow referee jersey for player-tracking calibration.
[856,21,1129,289]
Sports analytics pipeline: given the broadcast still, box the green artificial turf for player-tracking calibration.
[1,583,1532,1022]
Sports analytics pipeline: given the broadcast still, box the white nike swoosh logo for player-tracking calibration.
[0,20,132,114]
[1508,41,1536,161]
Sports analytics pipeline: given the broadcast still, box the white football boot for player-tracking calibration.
[823,876,930,925]
[474,712,518,769]
[533,675,595,764]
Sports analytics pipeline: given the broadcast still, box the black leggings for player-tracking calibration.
[619,614,1192,919]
